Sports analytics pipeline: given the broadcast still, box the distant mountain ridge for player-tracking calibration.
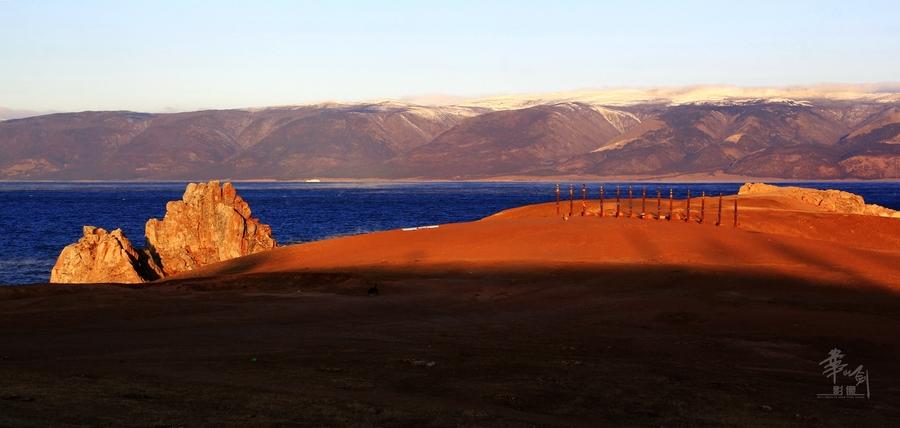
[2,86,899,180]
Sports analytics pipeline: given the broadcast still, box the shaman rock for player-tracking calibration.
[145,181,276,276]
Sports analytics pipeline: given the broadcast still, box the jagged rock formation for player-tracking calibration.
[50,226,162,284]
[738,182,900,217]
[50,181,276,284]
[145,181,276,276]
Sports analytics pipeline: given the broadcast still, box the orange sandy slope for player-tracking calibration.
[178,194,900,291]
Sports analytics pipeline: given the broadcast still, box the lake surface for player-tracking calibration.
[2,181,899,285]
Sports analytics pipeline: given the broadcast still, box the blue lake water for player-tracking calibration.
[1,181,899,285]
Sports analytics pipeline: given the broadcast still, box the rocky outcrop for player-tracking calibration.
[50,181,276,284]
[738,182,900,218]
[145,181,276,276]
[50,226,163,284]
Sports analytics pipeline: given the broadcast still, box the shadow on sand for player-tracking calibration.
[1,266,899,426]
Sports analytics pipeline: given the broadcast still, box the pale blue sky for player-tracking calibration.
[1,0,898,112]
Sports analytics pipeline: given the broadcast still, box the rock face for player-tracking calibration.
[50,226,163,284]
[738,182,900,218]
[145,181,276,276]
[50,181,276,284]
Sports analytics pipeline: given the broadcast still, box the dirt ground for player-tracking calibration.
[2,196,899,426]
[1,267,898,427]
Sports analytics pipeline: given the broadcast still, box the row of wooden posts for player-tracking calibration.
[555,184,738,227]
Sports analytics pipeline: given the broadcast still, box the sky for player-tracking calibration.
[1,0,899,112]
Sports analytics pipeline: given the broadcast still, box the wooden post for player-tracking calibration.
[599,185,605,217]
[656,189,661,220]
[581,184,587,216]
[627,185,633,218]
[699,191,705,223]
[555,183,560,216]
[568,185,574,217]
[684,189,691,222]
[733,196,739,228]
[667,188,673,220]
[641,187,647,218]
[716,193,723,226]
[615,185,621,218]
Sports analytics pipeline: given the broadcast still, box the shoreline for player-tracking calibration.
[7,185,900,287]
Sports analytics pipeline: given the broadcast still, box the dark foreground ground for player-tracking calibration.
[2,267,899,427]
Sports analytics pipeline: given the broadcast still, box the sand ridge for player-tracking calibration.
[178,194,900,291]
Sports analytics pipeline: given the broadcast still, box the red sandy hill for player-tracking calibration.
[179,183,900,291]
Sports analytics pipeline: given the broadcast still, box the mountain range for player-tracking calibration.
[2,86,899,180]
